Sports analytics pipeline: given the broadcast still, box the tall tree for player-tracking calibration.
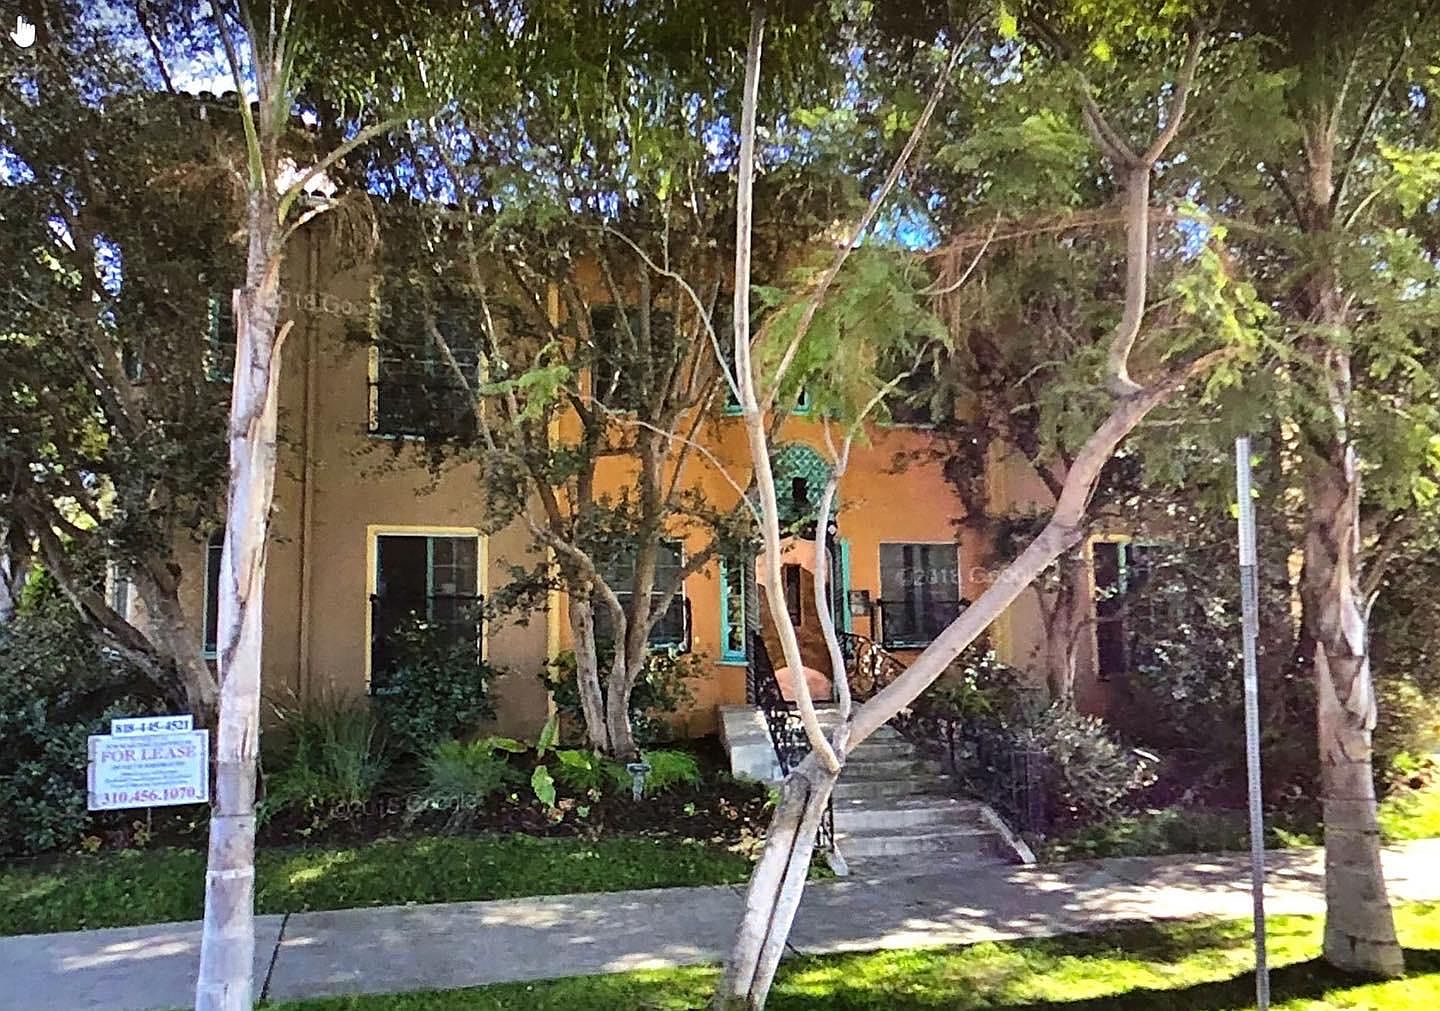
[174,2,420,1005]
[1187,0,1440,976]
[361,0,856,758]
[716,8,1256,1005]
[0,4,236,717]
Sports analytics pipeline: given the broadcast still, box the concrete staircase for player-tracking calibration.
[720,704,1026,869]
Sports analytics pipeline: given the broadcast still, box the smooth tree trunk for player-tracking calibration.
[1302,427,1404,977]
[195,191,287,1011]
[715,24,1213,1007]
[1043,548,1089,705]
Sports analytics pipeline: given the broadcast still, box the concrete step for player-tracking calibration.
[832,775,954,802]
[832,795,987,833]
[844,739,919,763]
[840,758,946,781]
[836,825,1003,860]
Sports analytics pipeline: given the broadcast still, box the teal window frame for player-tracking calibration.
[202,530,224,658]
[207,293,237,383]
[718,554,748,665]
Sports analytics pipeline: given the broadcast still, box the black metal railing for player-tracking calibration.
[747,631,835,853]
[873,597,965,650]
[368,593,484,695]
[839,629,1051,837]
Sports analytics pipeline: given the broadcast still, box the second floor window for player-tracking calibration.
[878,542,961,648]
[370,292,480,439]
[590,306,678,414]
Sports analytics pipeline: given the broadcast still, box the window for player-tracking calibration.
[370,533,483,688]
[719,554,749,664]
[594,539,688,648]
[782,564,803,627]
[591,306,678,413]
[208,293,236,382]
[202,531,223,657]
[878,543,961,648]
[370,290,481,439]
[1092,540,1157,678]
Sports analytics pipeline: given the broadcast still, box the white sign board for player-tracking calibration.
[88,726,209,811]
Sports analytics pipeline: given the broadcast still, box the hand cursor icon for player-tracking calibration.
[11,16,36,49]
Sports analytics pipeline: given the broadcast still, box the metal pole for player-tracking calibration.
[1234,436,1269,1010]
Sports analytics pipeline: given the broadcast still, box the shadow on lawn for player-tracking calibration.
[793,948,1440,1011]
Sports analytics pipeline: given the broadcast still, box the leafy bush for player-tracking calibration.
[263,694,390,821]
[0,585,158,857]
[416,738,523,828]
[372,616,501,754]
[1019,706,1157,821]
[541,646,700,746]
[641,749,703,792]
[553,748,630,796]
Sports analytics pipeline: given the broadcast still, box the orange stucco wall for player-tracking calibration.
[155,224,1100,742]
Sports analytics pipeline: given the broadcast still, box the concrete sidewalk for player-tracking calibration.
[4,840,1439,1010]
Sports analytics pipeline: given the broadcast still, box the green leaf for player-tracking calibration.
[481,736,527,754]
[536,714,559,757]
[531,765,556,808]
[557,749,594,770]
[997,3,1019,40]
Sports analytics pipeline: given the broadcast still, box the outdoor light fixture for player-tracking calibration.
[626,761,651,801]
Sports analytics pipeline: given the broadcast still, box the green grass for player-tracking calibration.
[0,834,751,936]
[272,902,1440,1010]
[1380,782,1440,842]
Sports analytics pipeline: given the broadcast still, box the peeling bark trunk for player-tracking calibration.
[567,597,612,753]
[195,190,287,1011]
[716,758,837,1009]
[0,525,26,624]
[1303,445,1404,977]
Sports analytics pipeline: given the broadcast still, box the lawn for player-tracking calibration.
[0,834,752,936]
[274,902,1440,1010]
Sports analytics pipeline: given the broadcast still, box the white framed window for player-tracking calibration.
[366,526,487,689]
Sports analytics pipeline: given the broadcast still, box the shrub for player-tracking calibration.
[0,584,158,857]
[640,749,702,793]
[1019,706,1157,821]
[541,646,700,746]
[372,616,501,754]
[263,694,390,821]
[417,738,522,828]
[553,749,630,796]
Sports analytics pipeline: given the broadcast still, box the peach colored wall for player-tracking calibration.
[162,227,551,738]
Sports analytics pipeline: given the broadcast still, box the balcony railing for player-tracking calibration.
[874,597,964,649]
[368,592,484,695]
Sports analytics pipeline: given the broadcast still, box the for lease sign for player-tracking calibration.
[87,727,209,811]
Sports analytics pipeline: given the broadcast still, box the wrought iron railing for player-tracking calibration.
[873,597,964,650]
[747,631,835,852]
[839,629,1051,837]
[369,592,484,695]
